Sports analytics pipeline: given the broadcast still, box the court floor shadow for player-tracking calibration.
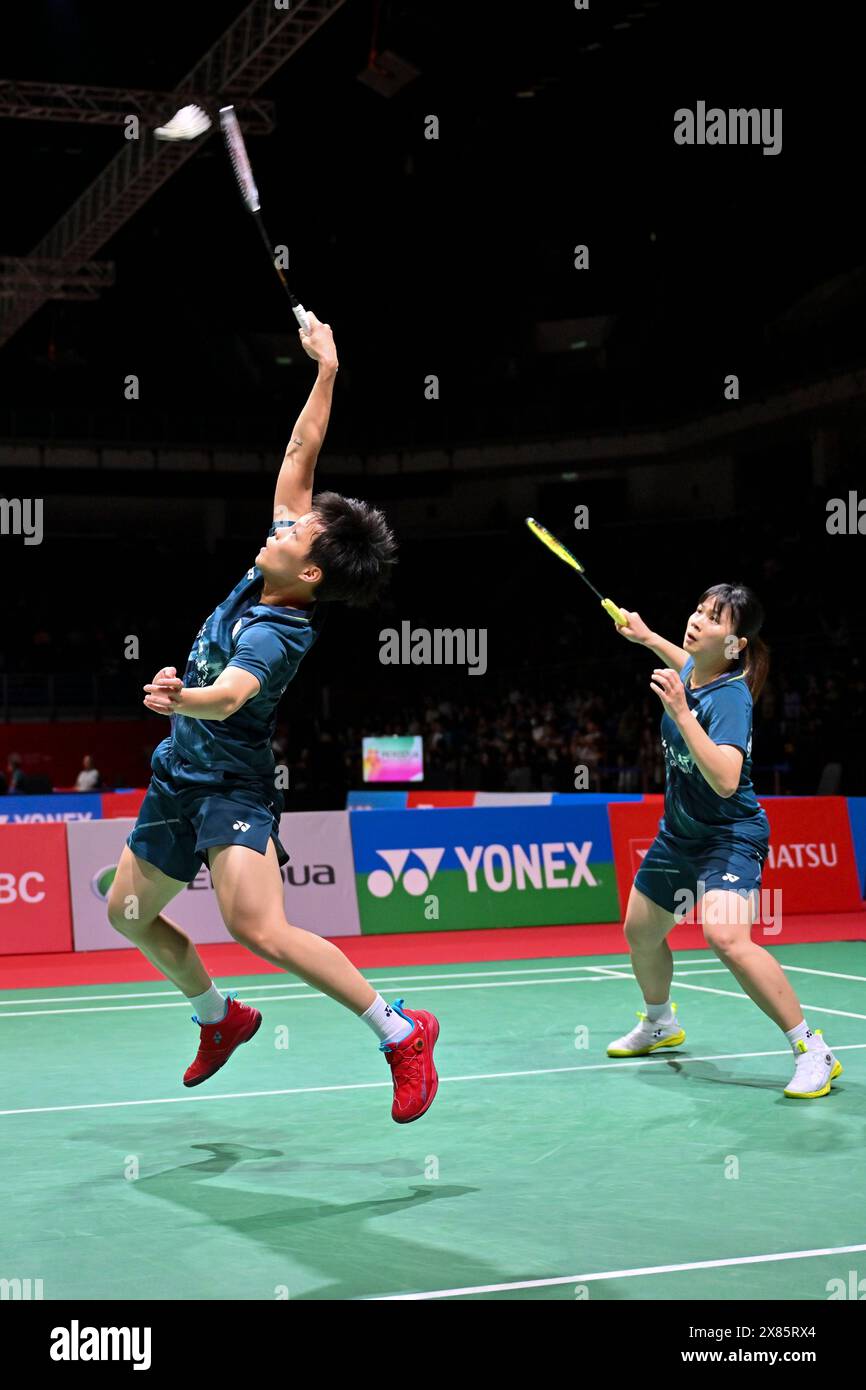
[130,1140,497,1299]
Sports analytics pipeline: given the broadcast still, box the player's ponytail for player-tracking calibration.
[743,633,770,703]
[698,582,770,703]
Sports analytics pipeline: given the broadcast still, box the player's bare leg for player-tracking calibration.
[207,839,375,1013]
[607,885,683,1057]
[107,845,211,996]
[701,888,842,1096]
[701,888,800,1031]
[207,839,440,1120]
[623,884,675,1004]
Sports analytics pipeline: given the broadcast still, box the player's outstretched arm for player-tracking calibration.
[273,313,339,523]
[616,609,689,671]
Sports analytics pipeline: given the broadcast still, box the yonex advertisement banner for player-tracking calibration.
[346,790,645,810]
[68,811,361,951]
[347,790,409,810]
[608,796,863,917]
[349,805,620,934]
[846,796,866,896]
[0,824,73,955]
[0,793,103,824]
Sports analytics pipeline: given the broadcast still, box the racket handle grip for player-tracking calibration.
[292,302,311,335]
[601,598,628,627]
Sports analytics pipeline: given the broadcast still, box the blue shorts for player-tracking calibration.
[634,824,768,916]
[127,740,289,884]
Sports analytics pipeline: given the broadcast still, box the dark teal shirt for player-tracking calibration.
[659,657,769,845]
[169,519,323,779]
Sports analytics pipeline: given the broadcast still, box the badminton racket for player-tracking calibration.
[219,105,311,335]
[525,516,628,626]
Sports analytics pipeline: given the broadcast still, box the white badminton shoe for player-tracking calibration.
[154,104,212,142]
[784,1031,843,1099]
[607,1003,686,1057]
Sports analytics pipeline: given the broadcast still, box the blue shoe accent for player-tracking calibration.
[191,993,231,1026]
[378,998,415,1050]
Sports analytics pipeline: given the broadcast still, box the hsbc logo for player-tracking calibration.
[766,842,838,870]
[0,872,46,904]
[366,842,597,897]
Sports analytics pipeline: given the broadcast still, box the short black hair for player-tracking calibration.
[308,491,397,607]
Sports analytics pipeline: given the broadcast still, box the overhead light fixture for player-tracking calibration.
[570,339,589,351]
[357,49,420,98]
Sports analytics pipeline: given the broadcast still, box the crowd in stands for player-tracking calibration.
[273,657,866,809]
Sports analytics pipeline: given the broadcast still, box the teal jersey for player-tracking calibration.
[169,518,324,779]
[659,657,769,844]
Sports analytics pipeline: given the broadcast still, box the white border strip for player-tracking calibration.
[371,1242,866,1300]
[1,1043,863,1118]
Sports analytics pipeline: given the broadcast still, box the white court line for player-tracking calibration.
[2,953,862,1010]
[3,965,865,1022]
[0,963,625,1009]
[637,978,866,1023]
[0,974,634,1020]
[1,1043,863,1119]
[371,1242,866,1301]
[782,964,866,984]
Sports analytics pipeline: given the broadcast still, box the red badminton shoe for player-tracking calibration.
[183,993,262,1088]
[381,999,440,1123]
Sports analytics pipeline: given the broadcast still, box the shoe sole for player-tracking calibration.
[183,1010,262,1088]
[784,1058,843,1099]
[394,1014,440,1124]
[607,1028,686,1058]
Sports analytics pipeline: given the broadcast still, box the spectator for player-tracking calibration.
[75,754,102,792]
[7,753,24,793]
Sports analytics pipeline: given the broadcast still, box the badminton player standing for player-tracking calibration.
[108,315,439,1123]
[607,585,842,1099]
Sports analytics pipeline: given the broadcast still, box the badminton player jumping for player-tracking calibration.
[606,585,842,1099]
[108,315,440,1123]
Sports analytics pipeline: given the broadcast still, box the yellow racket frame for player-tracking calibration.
[525,517,627,626]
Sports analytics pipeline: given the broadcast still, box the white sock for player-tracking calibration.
[785,1019,814,1050]
[645,998,674,1024]
[188,984,227,1024]
[361,994,414,1045]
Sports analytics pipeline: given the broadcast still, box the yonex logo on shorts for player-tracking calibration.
[232,821,250,832]
[721,873,740,883]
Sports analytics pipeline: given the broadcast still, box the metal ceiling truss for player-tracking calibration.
[0,0,347,348]
[0,80,274,131]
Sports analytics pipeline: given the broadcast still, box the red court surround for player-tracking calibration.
[0,913,863,989]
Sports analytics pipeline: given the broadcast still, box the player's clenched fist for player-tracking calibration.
[299,312,338,371]
[143,666,183,716]
[615,609,653,645]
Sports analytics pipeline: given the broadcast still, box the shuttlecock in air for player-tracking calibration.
[154,104,212,141]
